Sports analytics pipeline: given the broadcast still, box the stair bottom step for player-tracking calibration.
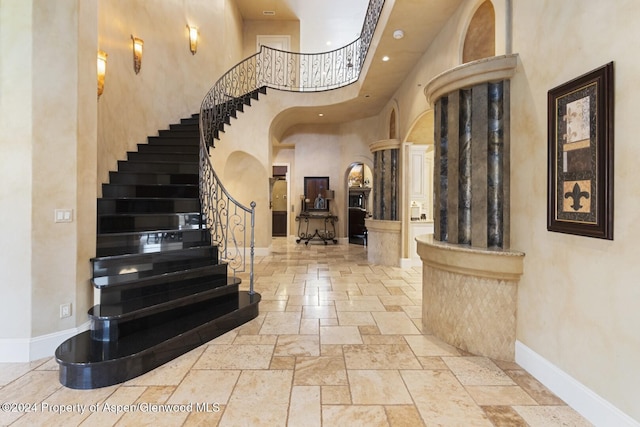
[55,291,261,389]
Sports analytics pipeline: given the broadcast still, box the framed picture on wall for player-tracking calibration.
[547,62,614,240]
[304,176,330,212]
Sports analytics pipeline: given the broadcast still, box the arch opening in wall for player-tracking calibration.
[389,109,397,139]
[346,162,372,246]
[462,0,496,63]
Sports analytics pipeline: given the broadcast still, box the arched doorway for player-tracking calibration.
[346,162,372,245]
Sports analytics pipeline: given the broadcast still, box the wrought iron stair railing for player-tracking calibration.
[198,0,385,292]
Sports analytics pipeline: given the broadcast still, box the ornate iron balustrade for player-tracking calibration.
[199,0,385,292]
[199,142,255,292]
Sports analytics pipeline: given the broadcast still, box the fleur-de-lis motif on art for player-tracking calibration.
[564,182,590,211]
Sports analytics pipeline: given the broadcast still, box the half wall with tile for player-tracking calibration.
[419,55,524,361]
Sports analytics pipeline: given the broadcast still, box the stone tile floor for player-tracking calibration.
[0,238,592,426]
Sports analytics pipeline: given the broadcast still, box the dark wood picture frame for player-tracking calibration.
[304,176,330,212]
[547,62,614,240]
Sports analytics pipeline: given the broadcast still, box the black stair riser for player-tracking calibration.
[169,123,199,132]
[98,198,201,215]
[158,129,199,138]
[98,213,203,234]
[102,184,198,198]
[127,152,197,163]
[97,271,229,307]
[108,172,198,185]
[96,229,211,257]
[136,144,199,154]
[90,281,240,341]
[117,160,198,174]
[180,118,198,126]
[147,136,199,146]
[56,291,261,389]
[92,246,217,277]
[94,263,227,292]
[92,255,220,286]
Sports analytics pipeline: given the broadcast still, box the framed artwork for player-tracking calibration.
[547,62,614,239]
[304,176,330,212]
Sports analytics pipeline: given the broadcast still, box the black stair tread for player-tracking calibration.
[92,262,225,288]
[56,291,261,389]
[118,159,199,166]
[89,277,240,320]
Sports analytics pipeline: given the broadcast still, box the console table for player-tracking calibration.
[295,213,338,244]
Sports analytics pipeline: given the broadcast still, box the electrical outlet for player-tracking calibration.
[60,303,71,318]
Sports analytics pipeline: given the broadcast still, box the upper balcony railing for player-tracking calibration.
[198,0,385,293]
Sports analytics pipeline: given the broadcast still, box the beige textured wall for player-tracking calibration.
[242,20,300,58]
[510,1,640,420]
[97,0,244,187]
[0,0,98,340]
[0,0,34,340]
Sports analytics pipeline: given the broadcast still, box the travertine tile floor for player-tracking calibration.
[0,238,592,426]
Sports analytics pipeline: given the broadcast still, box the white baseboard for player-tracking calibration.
[253,246,271,257]
[515,340,639,427]
[400,257,422,268]
[0,321,90,363]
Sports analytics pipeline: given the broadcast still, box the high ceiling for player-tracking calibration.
[234,0,464,130]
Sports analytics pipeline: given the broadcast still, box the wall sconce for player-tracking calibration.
[97,50,107,97]
[131,35,143,74]
[188,25,198,54]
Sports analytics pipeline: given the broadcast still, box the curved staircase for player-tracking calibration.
[56,0,385,389]
[55,114,261,389]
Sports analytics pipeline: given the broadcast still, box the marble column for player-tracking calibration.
[433,76,510,249]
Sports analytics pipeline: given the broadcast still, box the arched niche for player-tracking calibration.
[462,0,496,63]
[389,109,397,139]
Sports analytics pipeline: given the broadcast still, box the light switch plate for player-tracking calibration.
[54,209,73,223]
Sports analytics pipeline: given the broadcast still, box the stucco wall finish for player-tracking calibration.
[0,0,98,353]
[510,1,640,421]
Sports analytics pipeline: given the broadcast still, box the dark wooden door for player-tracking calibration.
[272,166,288,237]
[272,211,287,236]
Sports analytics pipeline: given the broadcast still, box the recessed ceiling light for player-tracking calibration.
[382,56,390,62]
[393,29,404,39]
[326,41,332,46]
[263,10,275,16]
[318,113,324,117]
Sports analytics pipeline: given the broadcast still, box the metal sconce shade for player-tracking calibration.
[188,26,198,54]
[97,50,107,97]
[131,36,143,74]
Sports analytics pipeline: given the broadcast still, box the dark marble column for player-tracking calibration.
[371,142,399,221]
[432,80,511,249]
